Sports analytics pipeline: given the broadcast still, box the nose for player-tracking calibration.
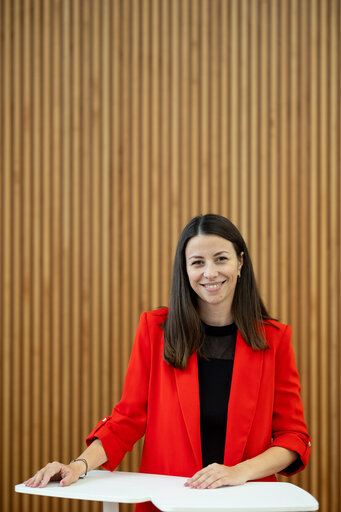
[203,262,218,279]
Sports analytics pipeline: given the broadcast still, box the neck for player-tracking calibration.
[198,303,233,326]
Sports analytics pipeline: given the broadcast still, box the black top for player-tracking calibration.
[198,322,237,468]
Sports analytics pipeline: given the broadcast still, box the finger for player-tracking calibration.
[207,470,245,488]
[60,471,77,487]
[185,467,210,486]
[25,470,45,488]
[190,464,229,489]
[185,473,205,486]
[189,468,205,480]
[38,471,54,488]
[59,466,78,487]
[187,469,216,488]
[24,475,35,486]
[24,476,36,487]
[33,463,59,488]
[207,476,227,489]
[191,472,220,489]
[38,466,62,488]
[25,462,62,488]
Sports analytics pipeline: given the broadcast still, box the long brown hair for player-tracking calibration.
[163,214,272,369]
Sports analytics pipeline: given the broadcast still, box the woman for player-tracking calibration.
[25,214,311,509]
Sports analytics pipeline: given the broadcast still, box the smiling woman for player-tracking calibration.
[24,214,311,512]
[163,214,270,370]
[185,235,243,326]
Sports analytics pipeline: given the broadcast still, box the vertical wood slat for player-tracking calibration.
[160,0,171,306]
[180,0,190,227]
[90,0,101,439]
[61,0,71,471]
[131,0,141,326]
[219,0,228,224]
[297,0,309,490]
[308,0,320,500]
[189,0,200,218]
[328,3,340,511]
[12,5,23,511]
[200,0,209,212]
[31,1,43,509]
[318,3,330,511]
[111,0,121,412]
[229,0,239,224]
[22,0,32,487]
[100,0,110,431]
[41,2,52,492]
[269,0,279,317]
[70,0,82,487]
[0,1,340,511]
[2,1,12,511]
[248,0,259,277]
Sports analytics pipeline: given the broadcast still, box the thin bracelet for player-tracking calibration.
[70,458,88,479]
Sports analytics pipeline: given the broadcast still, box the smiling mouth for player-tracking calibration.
[201,281,226,290]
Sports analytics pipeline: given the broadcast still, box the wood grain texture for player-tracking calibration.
[1,1,340,511]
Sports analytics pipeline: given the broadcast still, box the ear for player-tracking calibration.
[238,252,244,271]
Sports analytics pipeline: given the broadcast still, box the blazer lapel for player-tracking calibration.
[224,330,264,465]
[174,353,202,469]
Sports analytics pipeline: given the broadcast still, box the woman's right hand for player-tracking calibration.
[24,460,85,488]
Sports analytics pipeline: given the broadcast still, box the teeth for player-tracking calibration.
[205,283,221,289]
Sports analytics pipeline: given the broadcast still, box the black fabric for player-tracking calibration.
[198,322,237,467]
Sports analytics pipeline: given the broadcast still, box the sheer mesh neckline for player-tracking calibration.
[202,321,237,336]
[200,322,237,360]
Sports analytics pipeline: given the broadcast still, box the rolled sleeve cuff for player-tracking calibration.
[269,433,312,476]
[85,417,128,472]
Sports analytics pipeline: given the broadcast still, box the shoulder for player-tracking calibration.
[262,319,292,349]
[143,307,168,321]
[139,307,168,331]
[134,309,168,355]
[263,318,290,332]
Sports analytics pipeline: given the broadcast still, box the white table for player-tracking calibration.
[15,470,319,512]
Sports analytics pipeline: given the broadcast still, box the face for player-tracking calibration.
[185,235,243,322]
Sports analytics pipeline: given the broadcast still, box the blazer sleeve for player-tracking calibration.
[269,325,311,475]
[85,312,151,471]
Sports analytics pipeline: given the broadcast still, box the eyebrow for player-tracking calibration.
[188,251,231,260]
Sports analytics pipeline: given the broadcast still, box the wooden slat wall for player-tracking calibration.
[1,1,340,511]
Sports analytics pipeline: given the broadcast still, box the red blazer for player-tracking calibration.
[86,308,311,512]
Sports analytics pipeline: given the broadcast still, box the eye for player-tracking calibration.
[191,260,204,266]
[216,256,228,263]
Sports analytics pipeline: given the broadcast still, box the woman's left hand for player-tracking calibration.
[185,463,248,489]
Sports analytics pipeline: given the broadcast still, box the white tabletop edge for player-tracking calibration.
[15,483,151,504]
[151,507,319,512]
[15,471,319,511]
